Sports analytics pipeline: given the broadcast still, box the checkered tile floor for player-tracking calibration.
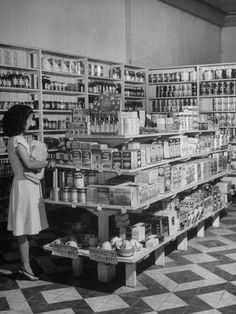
[1,204,236,313]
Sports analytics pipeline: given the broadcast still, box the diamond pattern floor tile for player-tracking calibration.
[2,206,236,313]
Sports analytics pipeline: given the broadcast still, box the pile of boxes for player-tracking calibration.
[52,133,228,171]
[120,183,224,245]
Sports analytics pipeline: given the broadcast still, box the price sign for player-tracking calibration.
[89,247,118,264]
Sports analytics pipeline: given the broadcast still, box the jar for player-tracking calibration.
[73,172,84,188]
[70,188,78,203]
[67,172,74,187]
[78,188,86,203]
[62,187,70,202]
[88,171,97,185]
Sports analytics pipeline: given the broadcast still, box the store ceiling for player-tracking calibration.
[159,0,236,26]
[202,0,236,15]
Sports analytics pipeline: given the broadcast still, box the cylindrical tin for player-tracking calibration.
[70,188,78,203]
[73,172,84,188]
[62,186,70,202]
[67,172,73,187]
[78,188,86,203]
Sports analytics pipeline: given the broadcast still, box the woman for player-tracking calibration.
[2,104,49,280]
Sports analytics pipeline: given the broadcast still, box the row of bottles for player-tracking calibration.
[214,113,236,127]
[88,81,121,94]
[124,70,145,83]
[43,100,84,111]
[149,70,197,83]
[125,86,145,97]
[90,114,118,134]
[0,71,32,89]
[0,100,38,110]
[156,83,197,97]
[0,138,7,153]
[44,118,67,130]
[202,67,236,81]
[124,101,144,111]
[152,98,197,113]
[42,56,85,75]
[0,158,13,176]
[212,97,236,112]
[42,76,85,92]
[200,81,236,96]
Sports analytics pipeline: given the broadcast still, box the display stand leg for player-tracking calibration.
[72,257,83,277]
[98,211,110,243]
[212,213,220,227]
[154,246,165,266]
[177,231,188,251]
[125,263,136,287]
[197,221,205,237]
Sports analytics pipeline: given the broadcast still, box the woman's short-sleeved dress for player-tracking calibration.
[7,135,48,236]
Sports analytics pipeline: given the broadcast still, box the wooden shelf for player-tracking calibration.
[200,94,236,98]
[44,170,228,212]
[0,87,39,93]
[150,96,197,99]
[149,80,196,85]
[42,90,85,96]
[53,148,227,174]
[42,70,85,78]
[0,64,39,72]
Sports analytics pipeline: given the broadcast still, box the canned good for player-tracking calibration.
[62,187,70,202]
[70,188,78,203]
[74,172,84,188]
[78,188,86,203]
[67,172,73,187]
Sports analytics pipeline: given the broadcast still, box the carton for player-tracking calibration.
[122,149,142,169]
[101,148,118,170]
[135,167,159,184]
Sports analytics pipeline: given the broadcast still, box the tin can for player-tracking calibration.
[67,172,74,187]
[73,172,84,188]
[70,188,78,203]
[78,188,86,203]
[62,187,70,202]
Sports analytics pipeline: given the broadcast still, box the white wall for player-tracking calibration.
[221,27,236,63]
[0,0,127,62]
[0,0,222,67]
[130,0,221,67]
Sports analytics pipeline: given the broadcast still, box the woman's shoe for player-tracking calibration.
[18,266,39,281]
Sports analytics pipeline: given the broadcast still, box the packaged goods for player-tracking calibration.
[122,149,142,169]
[171,164,182,191]
[110,185,138,207]
[148,182,159,200]
[112,151,122,169]
[86,186,97,204]
[72,150,82,168]
[97,187,110,204]
[135,168,159,184]
[82,150,92,169]
[158,164,171,193]
[101,148,118,170]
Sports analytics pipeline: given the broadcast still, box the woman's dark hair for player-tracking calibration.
[2,104,33,137]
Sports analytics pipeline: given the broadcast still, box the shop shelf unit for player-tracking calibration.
[199,62,236,142]
[40,49,87,144]
[0,42,41,222]
[86,57,123,110]
[122,64,147,115]
[44,128,229,287]
[147,65,199,133]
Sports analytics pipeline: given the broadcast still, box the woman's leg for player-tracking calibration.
[17,235,33,273]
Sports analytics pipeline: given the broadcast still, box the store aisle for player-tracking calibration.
[1,205,236,314]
